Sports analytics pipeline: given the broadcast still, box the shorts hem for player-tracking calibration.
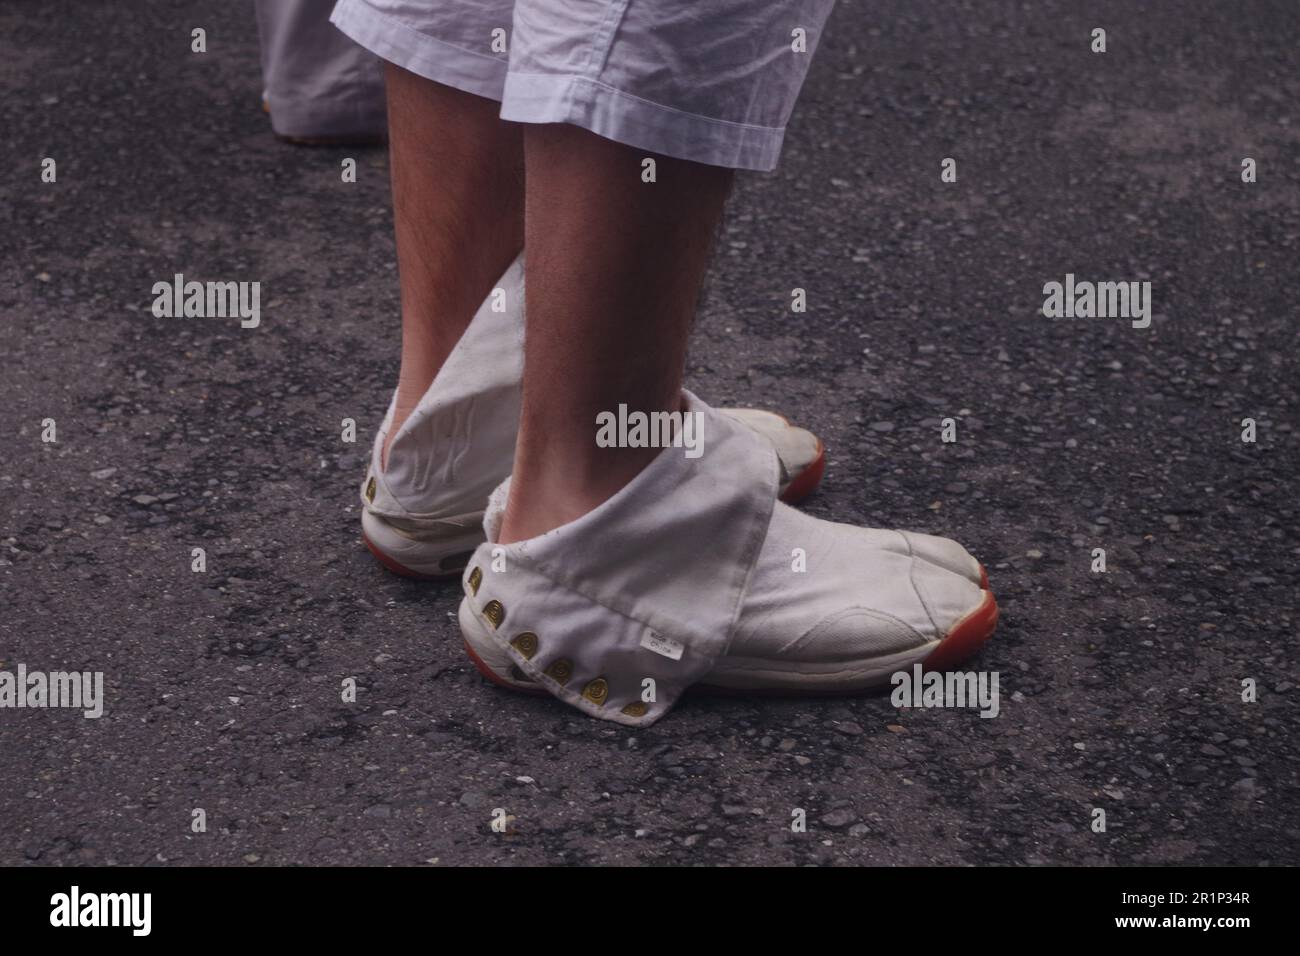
[330,0,508,102]
[499,72,783,172]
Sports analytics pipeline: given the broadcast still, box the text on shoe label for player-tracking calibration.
[641,631,684,661]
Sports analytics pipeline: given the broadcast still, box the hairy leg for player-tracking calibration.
[382,64,524,465]
[500,125,733,542]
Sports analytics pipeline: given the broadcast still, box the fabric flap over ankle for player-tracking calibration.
[382,253,526,517]
[463,390,779,725]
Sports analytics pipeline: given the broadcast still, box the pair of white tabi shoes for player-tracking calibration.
[361,255,997,726]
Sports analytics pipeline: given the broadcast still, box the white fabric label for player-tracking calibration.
[640,630,684,661]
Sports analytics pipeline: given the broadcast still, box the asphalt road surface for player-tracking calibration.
[2,0,1297,866]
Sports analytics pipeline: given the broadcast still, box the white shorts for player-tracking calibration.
[330,0,836,170]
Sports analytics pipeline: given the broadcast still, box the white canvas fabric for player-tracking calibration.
[459,392,994,726]
[363,254,526,527]
[712,508,986,688]
[330,0,838,170]
[256,0,386,139]
[360,255,824,576]
[718,408,819,488]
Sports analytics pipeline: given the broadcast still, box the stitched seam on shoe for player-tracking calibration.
[899,530,941,635]
[779,605,925,659]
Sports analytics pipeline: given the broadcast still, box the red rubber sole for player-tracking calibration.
[919,583,998,671]
[464,637,548,696]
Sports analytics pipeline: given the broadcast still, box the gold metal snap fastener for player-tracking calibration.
[510,632,538,659]
[467,566,482,595]
[543,658,573,685]
[364,475,376,503]
[621,701,648,718]
[482,600,505,629]
[581,678,609,706]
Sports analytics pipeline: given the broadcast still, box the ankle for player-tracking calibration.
[498,445,661,543]
[498,489,594,545]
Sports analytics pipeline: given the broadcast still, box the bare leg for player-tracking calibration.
[499,125,733,543]
[383,64,524,466]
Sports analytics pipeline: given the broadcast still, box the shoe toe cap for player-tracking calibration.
[908,555,988,639]
[719,407,821,474]
[899,530,983,586]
